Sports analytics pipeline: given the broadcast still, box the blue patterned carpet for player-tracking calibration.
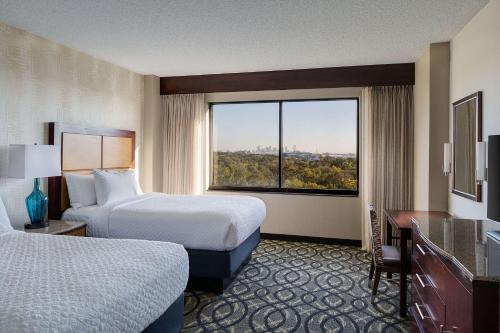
[183,240,410,332]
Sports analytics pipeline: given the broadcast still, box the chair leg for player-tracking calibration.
[369,258,375,280]
[372,269,381,296]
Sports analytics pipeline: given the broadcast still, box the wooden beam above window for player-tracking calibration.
[160,63,415,95]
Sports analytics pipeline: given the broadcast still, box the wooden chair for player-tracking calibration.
[367,204,403,295]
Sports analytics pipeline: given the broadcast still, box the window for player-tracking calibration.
[210,98,359,195]
[211,102,279,188]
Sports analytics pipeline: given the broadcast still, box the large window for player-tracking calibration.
[210,98,358,195]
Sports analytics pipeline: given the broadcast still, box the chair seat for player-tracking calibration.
[382,245,401,265]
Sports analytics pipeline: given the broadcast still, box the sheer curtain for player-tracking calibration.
[361,86,414,250]
[161,94,207,194]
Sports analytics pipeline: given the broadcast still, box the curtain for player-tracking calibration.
[360,88,373,251]
[361,86,414,250]
[161,94,207,195]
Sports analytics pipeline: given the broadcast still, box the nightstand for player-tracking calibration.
[22,220,87,236]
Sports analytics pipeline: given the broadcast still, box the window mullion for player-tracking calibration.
[278,101,283,189]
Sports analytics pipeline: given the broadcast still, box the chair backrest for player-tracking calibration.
[368,203,384,266]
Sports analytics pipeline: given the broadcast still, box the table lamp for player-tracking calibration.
[8,144,61,229]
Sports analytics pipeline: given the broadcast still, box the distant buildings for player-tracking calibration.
[221,146,356,159]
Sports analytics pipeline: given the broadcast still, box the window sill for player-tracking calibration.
[207,187,359,197]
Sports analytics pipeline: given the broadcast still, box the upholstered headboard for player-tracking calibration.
[48,122,136,219]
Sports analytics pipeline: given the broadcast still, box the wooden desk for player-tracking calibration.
[383,210,451,317]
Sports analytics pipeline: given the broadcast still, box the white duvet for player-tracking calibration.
[0,231,188,333]
[63,193,266,251]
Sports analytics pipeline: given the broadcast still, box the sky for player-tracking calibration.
[212,99,358,154]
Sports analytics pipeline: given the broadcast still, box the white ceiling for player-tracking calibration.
[0,0,488,76]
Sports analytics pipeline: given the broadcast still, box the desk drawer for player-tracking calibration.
[413,262,445,331]
[413,233,448,300]
[411,285,440,333]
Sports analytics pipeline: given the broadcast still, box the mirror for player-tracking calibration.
[452,91,482,202]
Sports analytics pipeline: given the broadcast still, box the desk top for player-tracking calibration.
[384,210,451,230]
[412,215,500,281]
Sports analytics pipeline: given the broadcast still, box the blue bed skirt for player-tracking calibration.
[186,227,260,293]
[142,293,184,333]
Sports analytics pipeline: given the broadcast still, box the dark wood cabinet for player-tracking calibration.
[410,221,499,333]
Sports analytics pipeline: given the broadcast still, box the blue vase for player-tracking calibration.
[25,178,48,225]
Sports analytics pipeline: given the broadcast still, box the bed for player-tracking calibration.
[0,231,188,333]
[48,122,265,292]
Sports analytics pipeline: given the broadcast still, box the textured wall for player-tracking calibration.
[449,0,500,219]
[0,22,144,227]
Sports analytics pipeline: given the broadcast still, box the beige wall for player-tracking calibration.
[414,43,450,211]
[205,88,362,240]
[449,0,500,218]
[0,22,144,227]
[414,46,431,210]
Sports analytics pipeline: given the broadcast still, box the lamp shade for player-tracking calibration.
[476,141,487,182]
[8,144,61,179]
[443,143,452,175]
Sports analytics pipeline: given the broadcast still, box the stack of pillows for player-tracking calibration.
[65,169,142,209]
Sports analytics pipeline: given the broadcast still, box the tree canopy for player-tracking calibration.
[212,152,357,190]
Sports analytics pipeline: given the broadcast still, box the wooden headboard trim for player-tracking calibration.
[48,122,136,219]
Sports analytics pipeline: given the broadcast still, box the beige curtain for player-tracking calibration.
[361,86,414,250]
[161,94,207,195]
[360,88,373,251]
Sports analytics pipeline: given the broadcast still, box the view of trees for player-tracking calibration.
[212,151,357,190]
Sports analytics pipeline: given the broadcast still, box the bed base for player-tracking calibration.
[187,254,252,293]
[142,293,184,333]
[186,228,260,293]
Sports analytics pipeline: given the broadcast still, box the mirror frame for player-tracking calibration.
[452,91,482,202]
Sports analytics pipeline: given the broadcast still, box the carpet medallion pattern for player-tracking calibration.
[183,240,410,332]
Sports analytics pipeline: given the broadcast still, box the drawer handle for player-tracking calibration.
[415,273,430,288]
[416,244,427,256]
[439,325,458,333]
[415,303,431,320]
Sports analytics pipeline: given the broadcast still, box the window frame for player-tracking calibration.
[208,97,360,196]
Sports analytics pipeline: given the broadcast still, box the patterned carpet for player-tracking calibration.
[183,240,410,333]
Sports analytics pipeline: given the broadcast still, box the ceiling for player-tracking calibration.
[0,0,488,76]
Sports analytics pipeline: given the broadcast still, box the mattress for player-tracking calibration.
[63,193,266,251]
[0,231,188,333]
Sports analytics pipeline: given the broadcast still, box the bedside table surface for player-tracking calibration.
[23,220,86,235]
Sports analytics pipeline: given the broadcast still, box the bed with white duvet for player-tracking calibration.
[63,192,266,251]
[0,231,188,333]
[62,170,266,292]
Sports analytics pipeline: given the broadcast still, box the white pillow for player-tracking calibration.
[94,169,142,206]
[65,173,98,208]
[0,195,14,233]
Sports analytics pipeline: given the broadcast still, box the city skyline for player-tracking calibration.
[214,144,356,156]
[212,99,358,154]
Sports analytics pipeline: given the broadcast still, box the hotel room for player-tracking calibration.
[0,1,499,332]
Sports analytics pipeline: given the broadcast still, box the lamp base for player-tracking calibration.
[24,221,49,229]
[25,178,49,228]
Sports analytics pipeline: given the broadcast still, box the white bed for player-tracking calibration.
[49,123,265,292]
[0,231,188,333]
[62,192,266,251]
